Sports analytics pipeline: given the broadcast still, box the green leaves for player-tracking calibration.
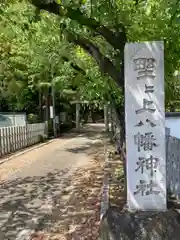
[1,0,180,113]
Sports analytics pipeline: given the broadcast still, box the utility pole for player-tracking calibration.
[44,89,49,138]
[51,72,57,138]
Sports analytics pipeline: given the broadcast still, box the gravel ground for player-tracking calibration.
[101,146,180,240]
[0,124,106,240]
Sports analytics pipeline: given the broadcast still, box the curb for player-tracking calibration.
[100,151,110,220]
[99,140,111,240]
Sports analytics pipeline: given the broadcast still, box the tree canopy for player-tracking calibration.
[0,0,180,115]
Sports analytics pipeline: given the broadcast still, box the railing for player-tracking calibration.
[0,123,46,158]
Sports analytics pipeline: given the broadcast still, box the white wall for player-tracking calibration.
[0,113,26,127]
[165,117,180,139]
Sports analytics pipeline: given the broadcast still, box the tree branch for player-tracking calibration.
[61,56,86,75]
[31,0,126,51]
[65,32,123,88]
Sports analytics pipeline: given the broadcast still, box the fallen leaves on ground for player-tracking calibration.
[43,160,104,240]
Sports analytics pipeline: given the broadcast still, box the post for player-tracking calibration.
[39,88,42,121]
[104,104,109,132]
[109,104,114,133]
[51,81,57,137]
[44,90,49,138]
[76,103,80,131]
[125,41,166,210]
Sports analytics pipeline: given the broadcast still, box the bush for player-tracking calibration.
[27,113,40,123]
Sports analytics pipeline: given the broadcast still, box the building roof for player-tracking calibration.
[165,112,180,117]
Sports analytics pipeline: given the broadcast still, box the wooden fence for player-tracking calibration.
[0,123,46,157]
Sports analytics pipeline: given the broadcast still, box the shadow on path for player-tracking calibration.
[0,124,106,240]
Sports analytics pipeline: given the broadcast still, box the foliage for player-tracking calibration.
[31,0,180,111]
[0,0,115,115]
[0,0,180,116]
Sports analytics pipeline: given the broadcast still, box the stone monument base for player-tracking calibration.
[101,205,180,240]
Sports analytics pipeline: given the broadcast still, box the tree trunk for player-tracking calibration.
[31,1,126,88]
[39,89,43,122]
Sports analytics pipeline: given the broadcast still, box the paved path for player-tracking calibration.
[0,124,105,240]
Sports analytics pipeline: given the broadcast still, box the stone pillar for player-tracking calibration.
[104,104,109,132]
[125,41,166,210]
[76,103,80,131]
